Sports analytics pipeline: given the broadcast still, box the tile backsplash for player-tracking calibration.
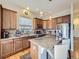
[5,30,16,37]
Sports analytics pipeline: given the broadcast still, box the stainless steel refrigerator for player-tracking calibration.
[56,23,70,39]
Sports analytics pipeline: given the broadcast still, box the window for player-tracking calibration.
[18,17,32,34]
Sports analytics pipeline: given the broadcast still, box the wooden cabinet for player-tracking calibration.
[46,20,51,29]
[3,8,11,29]
[56,15,70,24]
[1,39,14,58]
[14,38,22,52]
[0,5,2,38]
[10,11,17,29]
[47,19,57,29]
[33,18,43,29]
[62,15,70,23]
[22,37,30,49]
[33,15,70,30]
[52,19,57,29]
[56,17,63,24]
[30,43,38,59]
[43,20,48,29]
[33,18,37,29]
[0,37,30,58]
[3,8,17,29]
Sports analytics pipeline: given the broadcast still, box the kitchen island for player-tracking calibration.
[30,35,68,59]
[30,35,59,59]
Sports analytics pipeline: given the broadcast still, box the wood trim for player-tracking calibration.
[2,8,17,13]
[0,5,2,38]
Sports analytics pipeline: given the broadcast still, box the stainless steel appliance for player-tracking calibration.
[56,23,71,50]
[56,23,70,39]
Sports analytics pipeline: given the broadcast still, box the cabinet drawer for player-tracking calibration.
[22,39,30,49]
[1,40,14,57]
[14,39,22,52]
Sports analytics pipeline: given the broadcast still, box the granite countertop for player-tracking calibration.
[0,34,37,40]
[29,35,59,58]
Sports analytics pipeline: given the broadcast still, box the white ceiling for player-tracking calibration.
[74,0,79,12]
[0,0,71,19]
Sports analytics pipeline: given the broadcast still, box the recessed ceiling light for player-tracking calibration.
[40,11,43,15]
[26,7,30,10]
[49,16,52,20]
[40,11,44,16]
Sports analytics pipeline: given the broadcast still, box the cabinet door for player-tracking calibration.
[0,5,2,38]
[10,11,17,29]
[14,39,22,52]
[43,20,49,29]
[47,20,53,29]
[1,40,14,58]
[22,37,30,49]
[62,15,70,23]
[56,17,63,24]
[52,19,57,29]
[3,8,11,29]
[33,19,37,29]
[33,18,43,29]
[30,43,38,59]
[3,8,17,29]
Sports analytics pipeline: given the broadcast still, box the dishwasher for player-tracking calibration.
[38,46,47,59]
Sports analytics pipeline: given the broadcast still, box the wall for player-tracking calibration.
[73,11,79,37]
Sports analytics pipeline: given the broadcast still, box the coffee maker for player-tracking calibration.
[1,30,9,38]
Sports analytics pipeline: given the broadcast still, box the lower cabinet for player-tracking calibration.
[14,38,23,52]
[1,39,14,58]
[22,37,30,49]
[14,37,30,53]
[0,37,30,58]
[30,43,38,59]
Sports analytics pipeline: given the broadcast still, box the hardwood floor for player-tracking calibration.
[6,49,30,59]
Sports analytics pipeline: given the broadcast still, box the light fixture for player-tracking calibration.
[49,16,52,20]
[26,7,30,10]
[40,11,44,16]
[23,9,31,16]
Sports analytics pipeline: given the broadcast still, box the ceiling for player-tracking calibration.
[74,0,79,12]
[0,0,71,19]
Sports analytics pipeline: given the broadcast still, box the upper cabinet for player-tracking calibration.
[33,18,43,29]
[47,19,57,29]
[33,15,70,30]
[56,17,63,24]
[62,15,70,23]
[0,5,2,38]
[43,20,48,29]
[10,11,17,29]
[3,8,17,29]
[52,18,57,29]
[56,15,70,24]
